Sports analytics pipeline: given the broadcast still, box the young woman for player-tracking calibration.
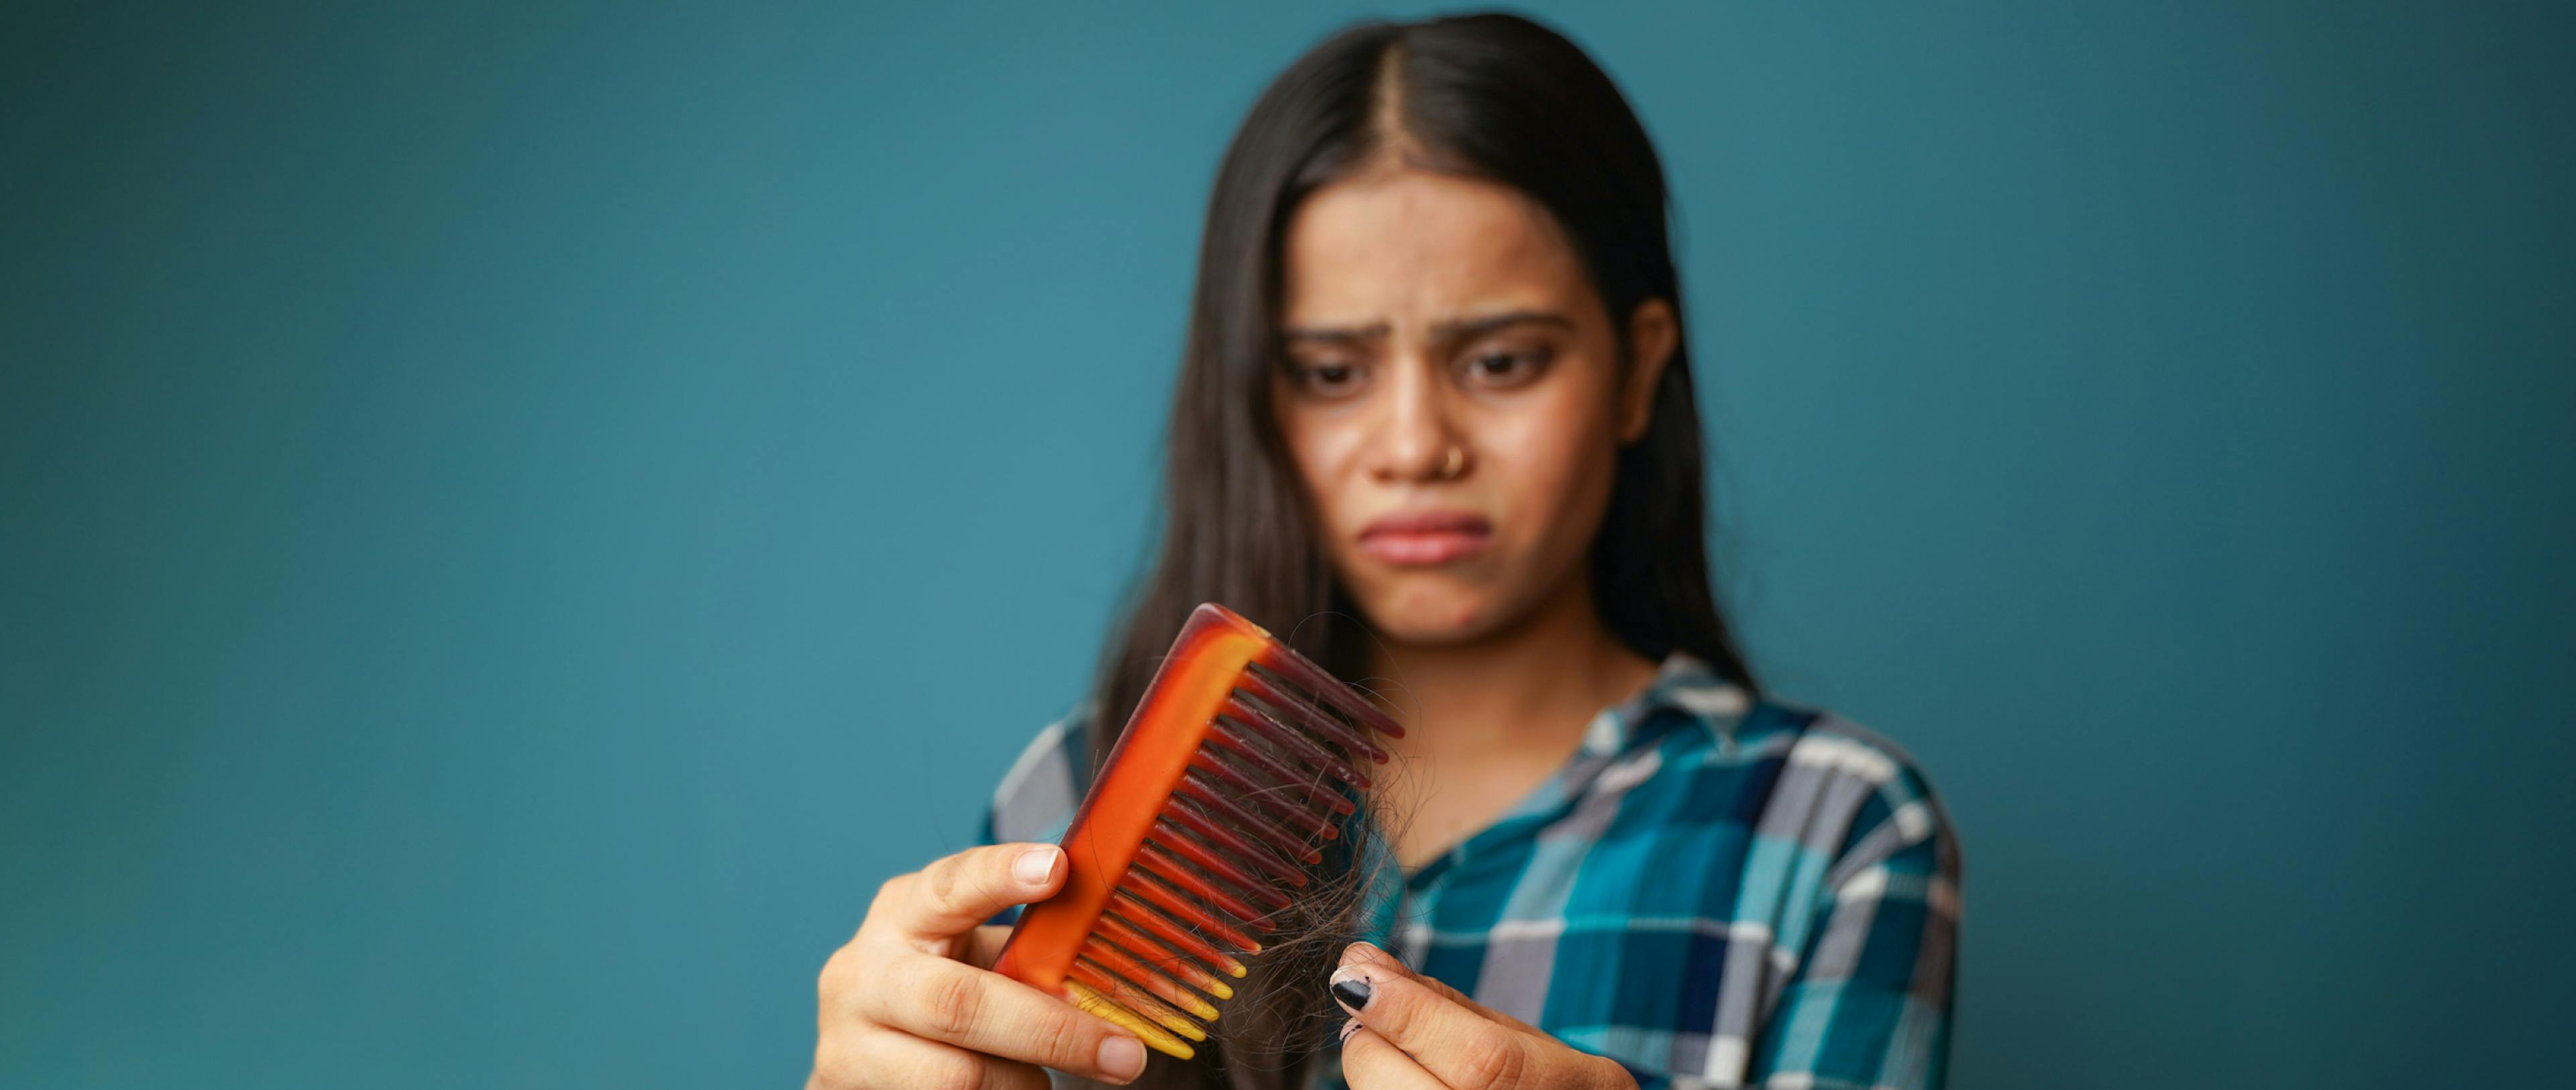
[811,13,1958,1090]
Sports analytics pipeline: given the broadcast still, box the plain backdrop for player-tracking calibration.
[6,1,2571,1087]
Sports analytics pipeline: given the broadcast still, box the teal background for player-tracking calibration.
[6,1,2570,1087]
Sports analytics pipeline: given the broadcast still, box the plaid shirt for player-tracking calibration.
[980,655,1961,1089]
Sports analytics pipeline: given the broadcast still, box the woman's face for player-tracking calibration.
[1273,168,1674,647]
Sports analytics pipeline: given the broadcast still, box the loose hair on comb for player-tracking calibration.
[1076,12,1759,1089]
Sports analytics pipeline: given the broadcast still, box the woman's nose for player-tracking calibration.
[1365,358,1462,484]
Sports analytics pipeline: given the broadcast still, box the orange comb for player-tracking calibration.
[993,603,1403,1060]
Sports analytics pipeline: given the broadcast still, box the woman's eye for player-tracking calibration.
[1294,360,1366,396]
[1462,349,1551,386]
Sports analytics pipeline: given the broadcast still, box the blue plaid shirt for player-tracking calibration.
[981,655,1960,1089]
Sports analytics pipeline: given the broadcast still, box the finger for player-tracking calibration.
[1331,954,1542,1089]
[1342,942,1541,1035]
[1338,1025,1446,1089]
[958,924,1016,970]
[862,955,1148,1085]
[812,1025,1049,1090]
[873,844,1067,945]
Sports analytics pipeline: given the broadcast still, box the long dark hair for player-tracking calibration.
[1079,12,1757,1089]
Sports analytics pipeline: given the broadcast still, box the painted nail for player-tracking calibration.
[1098,1034,1146,1082]
[1338,1018,1362,1044]
[1014,847,1061,885]
[1328,967,1372,1013]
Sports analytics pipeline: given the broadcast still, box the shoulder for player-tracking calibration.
[1735,699,1963,881]
[982,706,1096,846]
[1609,663,1960,879]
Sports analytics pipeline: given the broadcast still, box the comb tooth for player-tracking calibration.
[1121,865,1268,946]
[1233,669,1391,763]
[1149,821,1292,909]
[1192,748,1356,819]
[1096,911,1237,999]
[1183,766,1338,842]
[1177,771,1336,860]
[1205,720,1358,800]
[1220,701,1368,788]
[1063,979,1195,1060]
[1185,743,1267,796]
[1189,745,1352,817]
[1183,744,1304,811]
[1161,797,1308,885]
[1133,841,1272,925]
[1070,957,1210,1041]
[1108,893,1250,979]
[1248,651,1405,739]
[1079,939,1220,1022]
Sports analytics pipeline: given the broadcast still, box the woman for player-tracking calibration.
[811,13,1957,1090]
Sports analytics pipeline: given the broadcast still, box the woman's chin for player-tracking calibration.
[1354,588,1513,647]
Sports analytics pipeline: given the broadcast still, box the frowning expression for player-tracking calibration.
[1273,168,1672,645]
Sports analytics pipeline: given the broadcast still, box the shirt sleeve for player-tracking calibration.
[1749,759,1962,1090]
[975,710,1093,926]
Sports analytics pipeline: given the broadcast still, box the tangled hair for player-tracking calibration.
[1075,12,1758,1089]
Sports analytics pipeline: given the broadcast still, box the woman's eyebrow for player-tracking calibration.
[1430,309,1575,341]
[1280,310,1574,345]
[1279,322,1388,344]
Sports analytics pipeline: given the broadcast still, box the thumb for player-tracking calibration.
[871,842,1067,948]
[1340,942,1542,1036]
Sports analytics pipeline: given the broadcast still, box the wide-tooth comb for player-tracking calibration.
[993,603,1403,1060]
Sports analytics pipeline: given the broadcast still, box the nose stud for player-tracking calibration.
[1434,445,1466,480]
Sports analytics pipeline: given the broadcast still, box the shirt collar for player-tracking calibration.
[1379,652,1756,898]
[1578,651,1753,758]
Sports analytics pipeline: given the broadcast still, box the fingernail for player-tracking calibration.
[1098,1034,1146,1082]
[1337,1017,1362,1044]
[1014,847,1060,885]
[1328,966,1373,1014]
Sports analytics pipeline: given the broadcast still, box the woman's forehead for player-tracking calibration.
[1280,169,1589,331]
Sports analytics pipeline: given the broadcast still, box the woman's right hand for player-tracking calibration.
[808,842,1150,1089]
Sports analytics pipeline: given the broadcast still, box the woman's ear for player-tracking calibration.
[1618,298,1679,443]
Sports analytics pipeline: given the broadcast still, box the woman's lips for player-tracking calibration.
[1356,510,1494,565]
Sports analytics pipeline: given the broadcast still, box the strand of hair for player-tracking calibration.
[1159,796,1309,883]
[1132,840,1273,925]
[1106,893,1248,979]
[1244,653,1404,739]
[1120,865,1267,946]
[1082,936,1221,1020]
[1070,957,1210,1041]
[1220,700,1367,787]
[1148,820,1293,908]
[1176,769,1336,858]
[1190,745,1357,820]
[1205,719,1358,802]
[1095,908,1237,999]
[1061,978,1193,1060]
[1232,668,1391,763]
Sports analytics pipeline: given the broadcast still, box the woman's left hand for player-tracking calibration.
[1330,942,1638,1090]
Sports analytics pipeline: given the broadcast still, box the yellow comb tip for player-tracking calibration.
[1203,979,1234,1001]
[1065,981,1197,1061]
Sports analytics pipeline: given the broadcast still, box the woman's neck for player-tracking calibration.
[1364,574,1660,771]
[1359,573,1659,867]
